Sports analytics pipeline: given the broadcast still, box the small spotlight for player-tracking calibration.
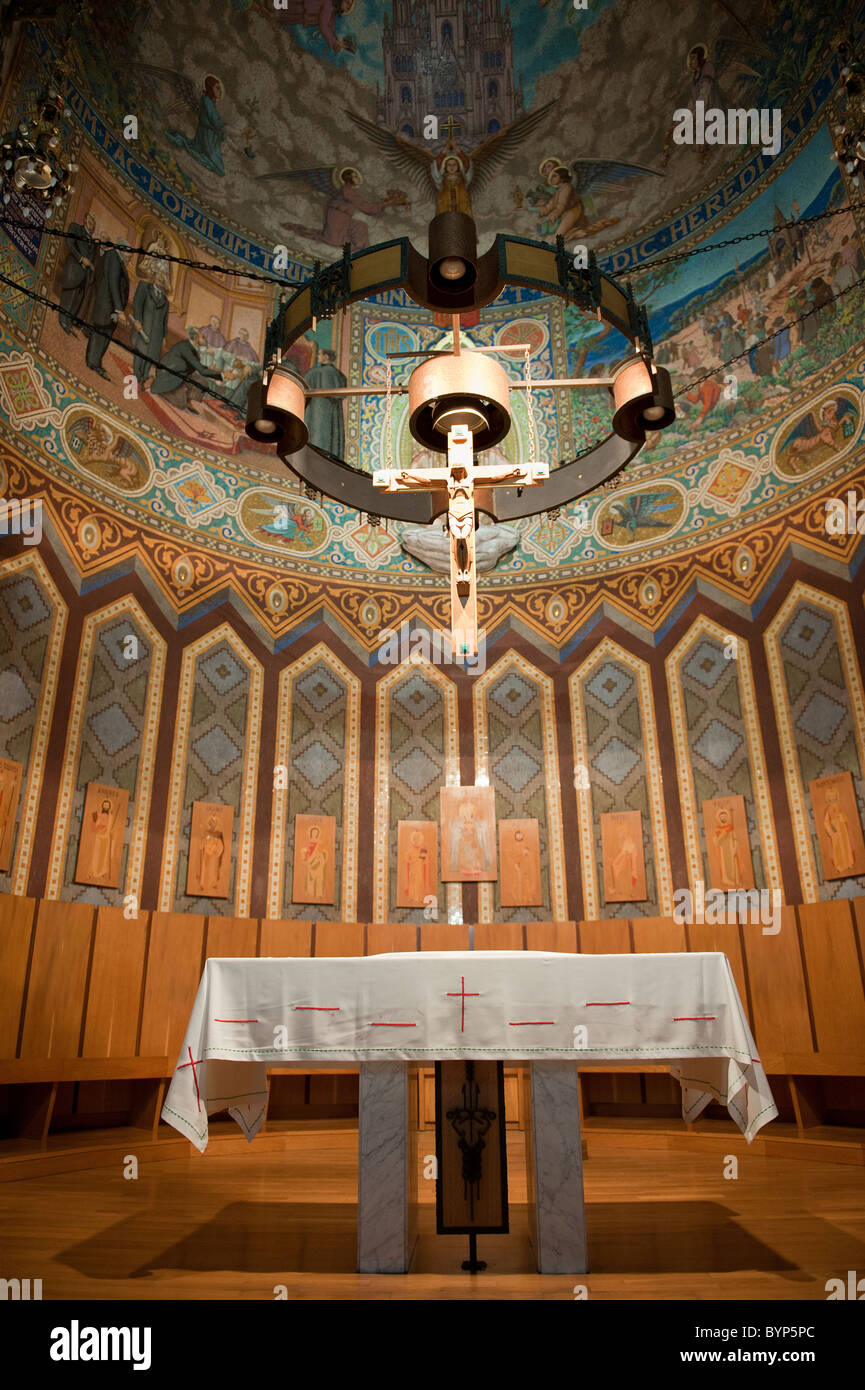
[642,405,667,421]
[245,365,308,451]
[611,356,675,442]
[438,257,467,281]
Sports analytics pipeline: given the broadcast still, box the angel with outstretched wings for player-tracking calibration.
[135,67,256,177]
[345,102,556,221]
[255,163,407,250]
[527,154,662,241]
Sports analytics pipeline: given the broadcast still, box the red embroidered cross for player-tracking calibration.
[177,1045,204,1113]
[446,975,479,1033]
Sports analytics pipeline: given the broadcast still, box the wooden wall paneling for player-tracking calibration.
[420,923,470,951]
[18,900,95,1059]
[366,923,418,955]
[796,901,865,1059]
[740,907,814,1064]
[853,897,865,970]
[630,917,688,954]
[138,912,206,1066]
[789,1075,825,1129]
[314,921,364,956]
[259,920,312,957]
[130,1079,166,1136]
[0,894,36,1058]
[685,922,750,1027]
[204,916,259,961]
[526,921,577,953]
[8,1082,57,1141]
[82,907,148,1058]
[577,919,631,953]
[475,922,523,951]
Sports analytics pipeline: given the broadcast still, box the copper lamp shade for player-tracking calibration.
[427,210,478,298]
[610,356,675,443]
[408,349,511,452]
[245,364,309,452]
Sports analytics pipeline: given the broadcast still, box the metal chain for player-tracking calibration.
[620,199,865,280]
[385,357,393,470]
[524,346,539,463]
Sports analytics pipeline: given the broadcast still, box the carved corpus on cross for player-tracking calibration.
[374,428,546,658]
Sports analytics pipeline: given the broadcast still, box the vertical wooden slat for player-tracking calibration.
[314,921,364,956]
[138,911,206,1064]
[82,906,148,1058]
[526,921,577,953]
[577,919,631,953]
[259,920,312,957]
[366,922,417,955]
[18,900,95,1058]
[475,921,522,951]
[686,923,750,1027]
[0,894,36,1057]
[420,922,470,951]
[740,907,813,1058]
[630,916,688,954]
[796,901,865,1055]
[204,915,258,960]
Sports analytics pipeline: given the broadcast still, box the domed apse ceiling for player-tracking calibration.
[0,0,863,601]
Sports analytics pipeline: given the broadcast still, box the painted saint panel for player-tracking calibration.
[441,786,497,883]
[292,813,337,904]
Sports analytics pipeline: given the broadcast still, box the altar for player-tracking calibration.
[162,951,776,1274]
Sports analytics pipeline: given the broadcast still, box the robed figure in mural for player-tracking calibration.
[130,279,170,386]
[166,75,226,175]
[59,212,96,334]
[304,349,346,455]
[85,242,132,378]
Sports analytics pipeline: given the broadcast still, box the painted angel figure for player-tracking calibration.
[345,102,556,221]
[135,67,254,177]
[527,153,662,242]
[255,164,407,251]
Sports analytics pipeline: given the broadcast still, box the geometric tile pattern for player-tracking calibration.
[484,660,553,923]
[386,664,449,923]
[579,654,658,918]
[173,638,251,914]
[672,629,765,891]
[282,657,348,920]
[777,596,865,901]
[0,563,55,893]
[62,615,154,907]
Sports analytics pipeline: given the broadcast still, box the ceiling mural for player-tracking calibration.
[0,0,862,611]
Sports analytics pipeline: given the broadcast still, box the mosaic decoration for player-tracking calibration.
[0,553,66,896]
[665,616,781,901]
[159,624,262,916]
[570,640,672,920]
[269,644,359,922]
[46,598,165,907]
[374,656,460,924]
[764,586,865,901]
[474,652,566,923]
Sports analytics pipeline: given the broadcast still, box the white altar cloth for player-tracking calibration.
[161,951,777,1151]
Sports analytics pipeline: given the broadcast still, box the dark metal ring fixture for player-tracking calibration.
[246,211,675,524]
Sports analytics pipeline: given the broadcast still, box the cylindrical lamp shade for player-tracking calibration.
[245,365,308,451]
[611,357,675,443]
[428,210,478,297]
[408,349,511,452]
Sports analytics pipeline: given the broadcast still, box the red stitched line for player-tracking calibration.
[180,1046,202,1113]
[214,1018,259,1023]
[294,1006,340,1010]
[447,976,479,1033]
[509,1021,555,1026]
[585,1001,630,1006]
[369,1022,417,1027]
[673,1016,716,1021]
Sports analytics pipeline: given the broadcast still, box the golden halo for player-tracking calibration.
[538,153,564,177]
[334,165,362,187]
[686,42,710,72]
[204,73,223,90]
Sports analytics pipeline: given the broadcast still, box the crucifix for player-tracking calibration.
[373,422,547,659]
[440,114,462,140]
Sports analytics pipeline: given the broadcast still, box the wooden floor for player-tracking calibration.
[3,1127,864,1301]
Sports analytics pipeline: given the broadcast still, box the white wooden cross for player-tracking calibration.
[373,425,547,658]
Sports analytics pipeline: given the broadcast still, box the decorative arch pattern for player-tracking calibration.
[665,615,782,899]
[474,651,566,923]
[268,642,360,921]
[569,638,672,919]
